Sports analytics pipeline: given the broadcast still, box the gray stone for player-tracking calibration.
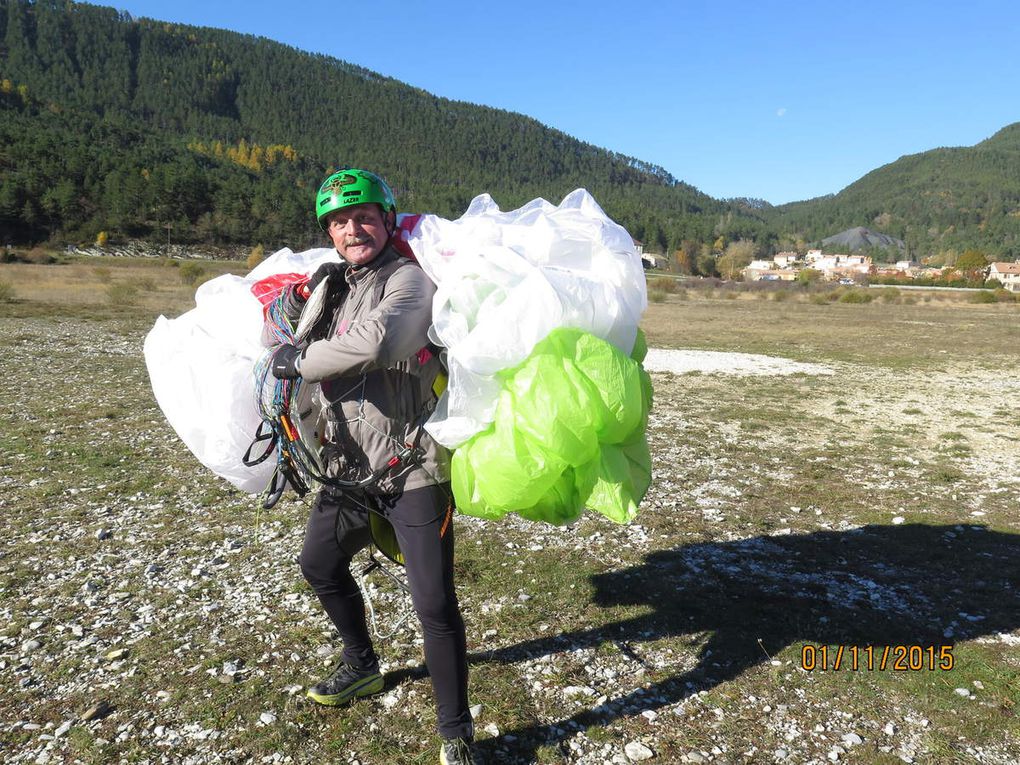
[80,700,113,722]
[625,741,655,761]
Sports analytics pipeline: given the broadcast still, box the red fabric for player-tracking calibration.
[392,213,422,262]
[251,272,308,316]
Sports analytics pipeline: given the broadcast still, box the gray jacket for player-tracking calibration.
[290,246,450,494]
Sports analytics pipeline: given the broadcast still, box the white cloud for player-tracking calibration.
[776,108,787,118]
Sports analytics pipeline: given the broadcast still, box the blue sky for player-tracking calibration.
[106,0,1020,205]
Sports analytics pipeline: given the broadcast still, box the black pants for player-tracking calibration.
[299,482,472,740]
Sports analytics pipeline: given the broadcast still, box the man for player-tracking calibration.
[270,169,475,765]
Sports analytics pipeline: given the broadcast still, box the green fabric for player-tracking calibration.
[451,327,653,525]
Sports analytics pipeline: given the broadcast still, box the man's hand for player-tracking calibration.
[271,344,302,379]
[306,262,346,296]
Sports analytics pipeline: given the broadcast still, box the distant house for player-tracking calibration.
[641,253,662,269]
[774,252,801,268]
[742,259,798,281]
[806,253,872,280]
[989,261,1020,292]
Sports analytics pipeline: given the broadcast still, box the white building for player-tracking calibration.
[989,261,1020,292]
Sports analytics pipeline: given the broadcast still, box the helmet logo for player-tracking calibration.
[323,173,356,195]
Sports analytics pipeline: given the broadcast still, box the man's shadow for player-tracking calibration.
[468,523,1020,763]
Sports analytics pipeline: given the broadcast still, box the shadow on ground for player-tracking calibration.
[468,523,1020,763]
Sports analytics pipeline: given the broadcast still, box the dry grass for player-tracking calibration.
[0,258,248,318]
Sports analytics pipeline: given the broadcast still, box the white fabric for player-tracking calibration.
[408,189,646,448]
[143,247,338,493]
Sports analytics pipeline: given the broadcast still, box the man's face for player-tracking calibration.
[325,203,391,266]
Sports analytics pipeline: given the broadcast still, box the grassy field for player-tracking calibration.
[1,261,1018,764]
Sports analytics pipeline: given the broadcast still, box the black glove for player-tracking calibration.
[271,344,302,379]
[307,262,346,296]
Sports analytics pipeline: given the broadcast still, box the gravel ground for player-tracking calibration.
[1,314,1018,765]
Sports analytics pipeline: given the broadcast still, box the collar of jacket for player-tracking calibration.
[343,244,400,287]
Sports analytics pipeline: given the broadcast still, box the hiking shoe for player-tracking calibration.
[439,737,476,765]
[306,662,383,706]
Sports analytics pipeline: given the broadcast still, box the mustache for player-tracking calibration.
[343,234,372,247]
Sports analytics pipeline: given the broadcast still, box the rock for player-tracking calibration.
[259,712,277,725]
[155,691,171,702]
[842,733,863,746]
[80,700,113,722]
[469,703,482,718]
[104,648,129,661]
[892,517,905,525]
[21,639,42,653]
[625,741,655,761]
[954,687,971,697]
[96,529,113,540]
[883,722,896,736]
[145,564,163,576]
[483,723,500,737]
[54,720,73,738]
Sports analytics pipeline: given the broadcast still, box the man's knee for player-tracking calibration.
[412,589,462,631]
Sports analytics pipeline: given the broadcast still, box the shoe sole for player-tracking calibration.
[305,673,384,706]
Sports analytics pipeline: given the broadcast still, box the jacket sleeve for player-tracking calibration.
[297,265,434,383]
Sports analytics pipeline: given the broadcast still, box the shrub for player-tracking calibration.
[178,261,205,285]
[25,247,55,264]
[107,282,139,305]
[675,288,689,301]
[92,266,111,280]
[879,287,901,303]
[246,243,265,270]
[968,290,998,304]
[648,287,668,303]
[137,277,157,292]
[0,280,14,302]
[648,276,679,294]
[809,293,829,305]
[903,296,917,305]
[772,289,789,302]
[839,289,874,304]
[994,288,1017,303]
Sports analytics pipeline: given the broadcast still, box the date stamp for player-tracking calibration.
[800,644,955,671]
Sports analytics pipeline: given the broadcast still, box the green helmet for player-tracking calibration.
[315,168,396,229]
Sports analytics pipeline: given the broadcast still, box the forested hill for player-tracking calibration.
[0,0,767,251]
[765,124,1020,260]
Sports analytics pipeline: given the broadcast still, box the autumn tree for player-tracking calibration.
[717,239,757,280]
[956,249,989,271]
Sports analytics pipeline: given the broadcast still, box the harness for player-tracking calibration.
[245,252,449,548]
